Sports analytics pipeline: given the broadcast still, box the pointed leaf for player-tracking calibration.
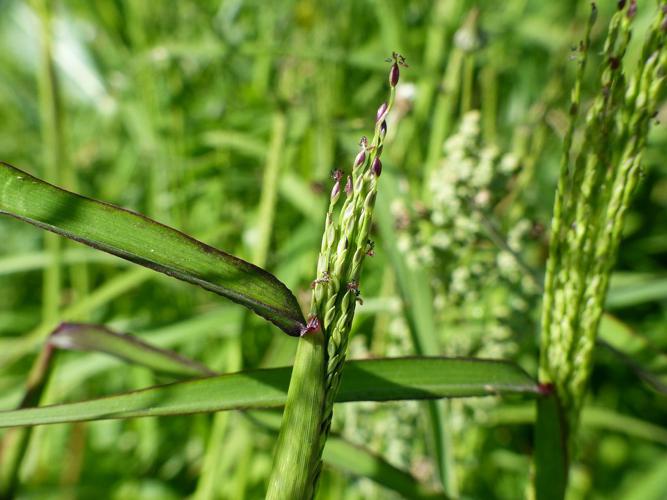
[0,357,538,427]
[0,162,305,335]
[49,323,216,378]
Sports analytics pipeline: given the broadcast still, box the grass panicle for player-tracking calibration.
[538,0,667,465]
[266,53,405,499]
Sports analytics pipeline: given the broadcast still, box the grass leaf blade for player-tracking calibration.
[0,357,538,428]
[0,162,305,335]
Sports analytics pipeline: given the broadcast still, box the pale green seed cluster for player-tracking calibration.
[394,110,538,358]
[540,1,667,434]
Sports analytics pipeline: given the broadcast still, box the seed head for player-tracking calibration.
[372,157,382,177]
[380,120,387,138]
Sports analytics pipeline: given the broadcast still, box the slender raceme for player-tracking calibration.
[267,53,405,499]
[539,0,666,449]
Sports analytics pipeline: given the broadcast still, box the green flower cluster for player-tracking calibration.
[540,0,667,436]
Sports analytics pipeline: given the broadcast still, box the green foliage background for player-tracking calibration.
[0,0,665,498]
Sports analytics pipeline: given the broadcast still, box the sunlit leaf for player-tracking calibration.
[0,357,538,427]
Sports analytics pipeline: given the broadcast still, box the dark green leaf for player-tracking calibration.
[0,162,305,335]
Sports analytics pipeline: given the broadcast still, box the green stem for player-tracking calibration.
[266,331,326,500]
[35,0,63,325]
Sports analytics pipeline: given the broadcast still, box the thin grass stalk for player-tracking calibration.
[267,55,403,499]
[35,0,63,326]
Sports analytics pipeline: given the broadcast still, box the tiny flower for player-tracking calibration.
[300,315,321,336]
[331,169,343,182]
[627,0,637,18]
[354,149,366,168]
[366,239,375,256]
[330,180,341,203]
[380,120,387,138]
[345,176,353,196]
[390,63,400,87]
[311,271,331,289]
[376,102,388,122]
[372,157,382,177]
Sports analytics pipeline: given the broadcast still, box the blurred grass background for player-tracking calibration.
[0,0,666,498]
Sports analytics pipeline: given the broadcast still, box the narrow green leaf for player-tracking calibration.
[0,162,305,335]
[49,323,216,378]
[0,357,538,427]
